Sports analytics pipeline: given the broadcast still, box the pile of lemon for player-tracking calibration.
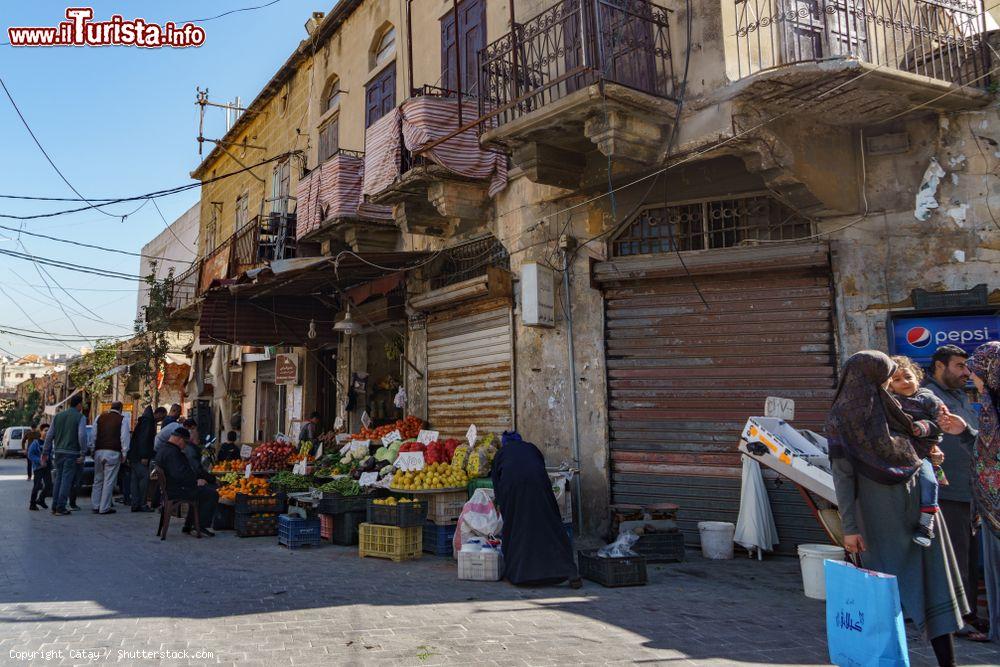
[372,497,416,506]
[392,462,469,491]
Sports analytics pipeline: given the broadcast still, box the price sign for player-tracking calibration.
[361,411,372,429]
[333,415,344,431]
[466,423,478,447]
[764,396,795,421]
[293,459,307,475]
[381,430,402,446]
[417,429,439,445]
[395,451,425,471]
[244,464,252,479]
[315,443,323,459]
[240,444,252,459]
[359,471,379,487]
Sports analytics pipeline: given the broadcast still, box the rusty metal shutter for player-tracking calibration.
[427,303,514,440]
[604,263,836,553]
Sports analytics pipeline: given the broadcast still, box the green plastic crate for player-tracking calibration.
[467,478,493,498]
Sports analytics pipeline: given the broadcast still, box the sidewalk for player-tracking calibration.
[0,460,997,666]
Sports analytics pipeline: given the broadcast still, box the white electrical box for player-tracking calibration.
[521,262,555,327]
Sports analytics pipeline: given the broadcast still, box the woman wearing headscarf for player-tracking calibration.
[491,432,580,587]
[828,351,969,667]
[967,342,1000,642]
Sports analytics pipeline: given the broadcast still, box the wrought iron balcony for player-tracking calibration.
[475,0,679,188]
[734,0,989,86]
[167,262,200,314]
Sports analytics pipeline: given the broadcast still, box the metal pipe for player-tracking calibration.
[562,252,583,535]
[453,0,462,126]
[508,0,519,104]
[406,0,414,96]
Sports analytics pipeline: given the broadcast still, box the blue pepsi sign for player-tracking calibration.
[889,313,1000,364]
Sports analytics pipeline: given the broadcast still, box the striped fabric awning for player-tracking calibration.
[401,96,507,197]
[362,110,403,200]
[296,152,392,240]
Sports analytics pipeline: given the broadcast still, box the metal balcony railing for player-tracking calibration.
[478,0,677,131]
[734,0,990,87]
[168,262,200,312]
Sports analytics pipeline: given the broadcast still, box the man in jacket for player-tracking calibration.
[924,344,988,637]
[41,394,88,516]
[128,406,156,512]
[91,401,130,515]
[153,427,217,536]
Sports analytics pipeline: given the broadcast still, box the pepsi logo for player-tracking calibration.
[906,327,932,348]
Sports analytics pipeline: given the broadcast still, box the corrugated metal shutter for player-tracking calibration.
[603,264,836,553]
[427,303,514,440]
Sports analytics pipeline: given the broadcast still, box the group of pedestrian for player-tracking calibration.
[828,343,1000,666]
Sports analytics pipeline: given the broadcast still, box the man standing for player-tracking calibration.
[162,404,181,428]
[925,344,988,639]
[91,401,130,515]
[299,412,322,452]
[41,394,88,516]
[23,423,39,481]
[153,427,217,537]
[128,406,156,512]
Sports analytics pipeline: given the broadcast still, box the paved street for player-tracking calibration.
[0,459,996,666]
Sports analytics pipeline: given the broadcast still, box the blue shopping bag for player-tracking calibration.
[825,559,909,667]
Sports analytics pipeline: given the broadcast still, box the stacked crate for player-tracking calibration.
[422,490,466,557]
[234,493,282,538]
[359,499,427,562]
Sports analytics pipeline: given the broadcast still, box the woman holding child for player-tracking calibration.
[828,350,969,667]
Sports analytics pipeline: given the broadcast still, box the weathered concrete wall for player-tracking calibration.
[828,106,1000,359]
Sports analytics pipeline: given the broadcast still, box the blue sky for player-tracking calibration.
[0,0,328,358]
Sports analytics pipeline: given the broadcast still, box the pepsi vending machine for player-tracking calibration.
[888,311,1000,367]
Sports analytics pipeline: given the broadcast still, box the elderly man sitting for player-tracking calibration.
[153,427,218,537]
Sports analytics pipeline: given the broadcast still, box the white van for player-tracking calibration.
[1,426,31,458]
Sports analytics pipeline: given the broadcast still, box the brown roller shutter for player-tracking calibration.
[426,300,514,440]
[603,259,836,553]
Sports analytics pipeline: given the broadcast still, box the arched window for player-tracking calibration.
[372,24,396,69]
[323,76,341,113]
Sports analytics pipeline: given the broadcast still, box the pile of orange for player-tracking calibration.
[218,477,270,502]
[212,459,245,473]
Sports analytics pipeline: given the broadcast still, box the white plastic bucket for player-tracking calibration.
[797,544,845,600]
[698,521,736,560]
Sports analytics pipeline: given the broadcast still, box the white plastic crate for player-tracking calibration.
[457,549,502,581]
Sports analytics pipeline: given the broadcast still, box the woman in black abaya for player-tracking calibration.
[491,432,580,587]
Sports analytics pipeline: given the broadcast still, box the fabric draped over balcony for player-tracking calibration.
[363,96,509,199]
[295,151,392,241]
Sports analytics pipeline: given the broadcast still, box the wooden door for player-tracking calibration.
[441,0,486,95]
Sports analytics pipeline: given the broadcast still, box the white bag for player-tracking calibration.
[452,488,503,555]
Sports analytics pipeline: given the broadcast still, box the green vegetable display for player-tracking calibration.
[269,471,313,493]
[318,477,361,496]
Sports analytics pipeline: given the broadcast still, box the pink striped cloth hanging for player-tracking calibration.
[400,96,508,197]
[296,152,392,240]
[362,109,403,199]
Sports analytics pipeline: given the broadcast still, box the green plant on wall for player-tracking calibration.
[69,340,119,399]
[133,263,174,406]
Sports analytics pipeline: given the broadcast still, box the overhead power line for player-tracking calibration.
[0,222,195,262]
[0,247,145,281]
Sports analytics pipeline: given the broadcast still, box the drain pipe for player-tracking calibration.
[562,249,583,535]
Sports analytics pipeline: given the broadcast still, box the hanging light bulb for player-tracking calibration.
[333,305,364,336]
[307,318,317,340]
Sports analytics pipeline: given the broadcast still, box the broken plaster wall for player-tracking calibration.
[829,106,1000,360]
[493,175,611,535]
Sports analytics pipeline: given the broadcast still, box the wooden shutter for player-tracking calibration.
[441,0,485,94]
[319,118,339,163]
[365,62,396,128]
[427,302,514,440]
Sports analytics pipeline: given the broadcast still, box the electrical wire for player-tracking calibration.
[0,222,195,261]
[0,285,80,353]
[150,197,198,254]
[0,327,128,343]
[179,0,285,24]
[0,248,144,281]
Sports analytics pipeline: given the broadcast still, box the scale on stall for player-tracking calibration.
[737,414,844,546]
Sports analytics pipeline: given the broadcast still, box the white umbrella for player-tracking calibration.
[734,456,779,559]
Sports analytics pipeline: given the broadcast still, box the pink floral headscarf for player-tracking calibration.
[968,342,1000,538]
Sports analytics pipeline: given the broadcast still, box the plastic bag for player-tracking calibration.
[598,530,640,558]
[466,448,492,478]
[453,488,503,554]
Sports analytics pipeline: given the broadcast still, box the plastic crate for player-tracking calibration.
[467,478,493,498]
[235,493,286,515]
[358,523,422,562]
[634,531,686,563]
[278,515,322,550]
[457,549,502,581]
[320,513,334,540]
[317,494,367,515]
[213,504,235,531]
[423,521,457,556]
[578,550,647,588]
[366,499,427,528]
[235,513,279,537]
[332,511,365,546]
[425,490,467,525]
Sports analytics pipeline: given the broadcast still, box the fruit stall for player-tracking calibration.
[206,415,555,581]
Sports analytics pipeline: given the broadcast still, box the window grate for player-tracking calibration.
[612,195,813,257]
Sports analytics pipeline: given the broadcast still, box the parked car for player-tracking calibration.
[1,426,30,458]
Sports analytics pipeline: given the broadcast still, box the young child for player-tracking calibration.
[888,356,949,547]
[27,424,51,511]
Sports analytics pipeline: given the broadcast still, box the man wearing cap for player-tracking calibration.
[91,401,130,515]
[153,426,217,537]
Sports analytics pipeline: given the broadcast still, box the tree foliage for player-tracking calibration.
[133,263,174,405]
